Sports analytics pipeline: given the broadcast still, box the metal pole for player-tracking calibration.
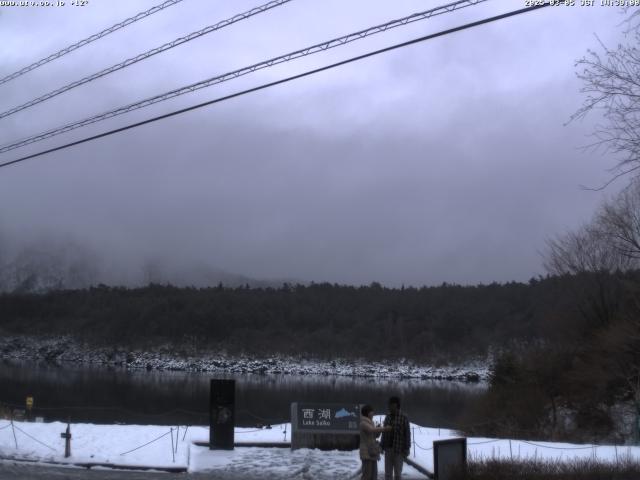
[10,417,18,449]
[170,428,175,463]
[175,426,179,454]
[412,427,416,458]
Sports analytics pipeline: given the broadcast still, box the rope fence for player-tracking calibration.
[413,441,433,451]
[407,430,640,463]
[119,429,173,456]
[468,439,501,445]
[520,440,599,451]
[2,403,637,465]
[11,423,56,451]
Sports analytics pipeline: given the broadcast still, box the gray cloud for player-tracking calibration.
[0,0,631,287]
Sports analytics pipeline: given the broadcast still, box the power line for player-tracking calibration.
[0,3,550,170]
[0,0,293,120]
[0,0,186,86]
[0,0,487,153]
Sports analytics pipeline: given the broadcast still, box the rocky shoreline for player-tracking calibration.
[0,335,489,382]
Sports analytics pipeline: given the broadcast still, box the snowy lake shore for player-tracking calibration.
[0,335,489,381]
[1,418,639,479]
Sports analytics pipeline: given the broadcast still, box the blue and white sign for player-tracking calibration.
[293,403,360,433]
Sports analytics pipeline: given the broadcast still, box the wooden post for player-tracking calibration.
[60,422,71,458]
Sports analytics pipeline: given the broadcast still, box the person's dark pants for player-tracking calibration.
[384,449,404,480]
[361,458,378,480]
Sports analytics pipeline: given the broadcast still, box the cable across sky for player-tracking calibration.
[0,0,487,154]
[0,3,551,170]
[0,0,186,86]
[0,0,293,121]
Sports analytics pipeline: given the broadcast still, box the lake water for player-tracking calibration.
[0,361,485,428]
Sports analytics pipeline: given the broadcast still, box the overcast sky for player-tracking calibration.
[0,0,632,287]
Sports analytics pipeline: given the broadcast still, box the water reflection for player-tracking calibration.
[0,361,485,428]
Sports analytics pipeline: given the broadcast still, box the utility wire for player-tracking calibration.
[0,0,486,152]
[0,0,186,86]
[0,0,293,120]
[0,3,551,170]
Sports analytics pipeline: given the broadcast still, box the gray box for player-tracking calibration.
[433,437,467,480]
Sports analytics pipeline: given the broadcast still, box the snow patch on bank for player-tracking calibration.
[0,335,489,381]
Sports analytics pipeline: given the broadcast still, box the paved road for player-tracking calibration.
[0,462,269,480]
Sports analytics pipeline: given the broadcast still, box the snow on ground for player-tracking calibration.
[1,417,640,478]
[0,335,489,381]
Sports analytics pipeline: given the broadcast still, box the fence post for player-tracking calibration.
[170,428,175,463]
[174,426,179,454]
[64,422,71,458]
[412,427,415,458]
[509,440,513,461]
[10,417,18,449]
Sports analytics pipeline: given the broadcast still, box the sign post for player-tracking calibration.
[209,379,235,450]
[291,402,360,450]
[25,396,33,421]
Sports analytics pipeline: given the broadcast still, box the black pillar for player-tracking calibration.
[209,379,235,450]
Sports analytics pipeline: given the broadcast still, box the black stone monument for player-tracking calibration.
[209,379,235,450]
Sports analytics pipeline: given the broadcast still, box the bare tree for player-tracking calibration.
[595,178,640,260]
[545,218,630,328]
[571,11,640,184]
[545,181,640,442]
[545,223,630,276]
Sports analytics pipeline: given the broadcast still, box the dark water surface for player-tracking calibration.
[0,361,485,428]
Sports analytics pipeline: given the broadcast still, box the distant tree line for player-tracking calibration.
[0,272,637,364]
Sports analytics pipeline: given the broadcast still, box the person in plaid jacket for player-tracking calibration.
[379,396,410,480]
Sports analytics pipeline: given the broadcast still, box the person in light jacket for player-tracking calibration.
[360,404,392,480]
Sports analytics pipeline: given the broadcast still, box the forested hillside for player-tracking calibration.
[2,272,637,362]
